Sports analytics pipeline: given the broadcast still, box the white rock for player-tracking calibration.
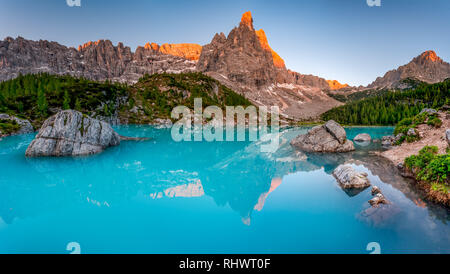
[26,110,120,157]
[332,165,371,189]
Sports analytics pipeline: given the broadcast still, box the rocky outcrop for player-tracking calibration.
[0,37,197,83]
[381,112,449,166]
[0,113,34,136]
[368,50,450,89]
[25,110,120,157]
[381,135,395,148]
[326,80,349,90]
[332,165,371,189]
[147,43,203,61]
[290,120,355,153]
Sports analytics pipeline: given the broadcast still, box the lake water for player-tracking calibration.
[0,126,449,254]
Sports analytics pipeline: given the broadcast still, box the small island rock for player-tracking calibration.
[332,165,371,189]
[26,110,120,157]
[354,133,372,143]
[290,120,355,153]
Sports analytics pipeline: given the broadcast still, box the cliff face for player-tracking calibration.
[197,11,341,120]
[0,37,197,83]
[368,50,450,89]
[327,80,349,90]
[146,43,202,61]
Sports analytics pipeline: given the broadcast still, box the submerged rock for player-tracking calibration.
[332,165,371,189]
[0,113,34,136]
[290,120,355,153]
[26,110,120,157]
[354,133,372,143]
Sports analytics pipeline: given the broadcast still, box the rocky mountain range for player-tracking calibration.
[0,37,197,84]
[1,11,449,120]
[368,50,450,89]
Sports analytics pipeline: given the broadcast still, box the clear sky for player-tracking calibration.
[0,0,449,86]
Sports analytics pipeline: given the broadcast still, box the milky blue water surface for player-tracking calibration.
[0,126,449,254]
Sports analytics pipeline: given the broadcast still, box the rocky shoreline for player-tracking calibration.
[378,111,450,207]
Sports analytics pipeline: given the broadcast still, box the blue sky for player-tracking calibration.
[0,0,449,86]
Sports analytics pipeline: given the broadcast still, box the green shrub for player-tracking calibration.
[427,116,442,128]
[405,146,449,194]
[0,119,20,135]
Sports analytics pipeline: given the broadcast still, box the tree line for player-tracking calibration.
[321,80,450,125]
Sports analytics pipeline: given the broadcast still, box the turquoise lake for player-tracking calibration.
[0,126,449,254]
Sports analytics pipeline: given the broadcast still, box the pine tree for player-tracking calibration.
[37,87,48,116]
[75,98,82,111]
[63,90,71,110]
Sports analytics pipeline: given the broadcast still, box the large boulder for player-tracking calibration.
[332,165,371,189]
[0,113,34,136]
[26,110,120,157]
[290,120,355,153]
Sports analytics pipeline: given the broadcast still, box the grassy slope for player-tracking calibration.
[120,72,252,124]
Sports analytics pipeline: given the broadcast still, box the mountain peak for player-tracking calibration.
[240,11,254,29]
[255,29,286,68]
[416,50,442,63]
[368,50,450,89]
[78,40,102,51]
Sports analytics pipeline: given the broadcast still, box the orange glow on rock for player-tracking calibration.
[327,80,349,90]
[255,29,286,68]
[240,11,254,29]
[421,50,442,62]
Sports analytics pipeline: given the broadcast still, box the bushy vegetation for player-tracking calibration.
[322,80,449,125]
[393,111,442,144]
[405,146,450,194]
[0,119,20,135]
[0,73,129,127]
